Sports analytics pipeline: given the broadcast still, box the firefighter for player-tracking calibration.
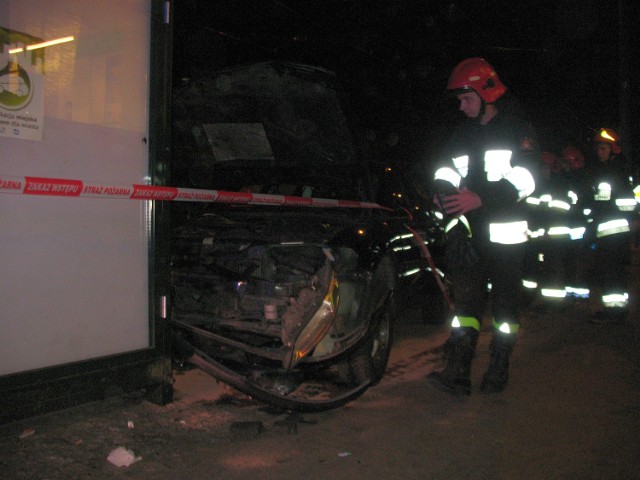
[582,128,636,322]
[558,145,591,299]
[428,58,539,396]
[521,151,561,299]
[525,146,589,303]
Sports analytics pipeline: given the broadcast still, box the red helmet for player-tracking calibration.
[593,128,622,155]
[447,57,507,103]
[561,146,585,170]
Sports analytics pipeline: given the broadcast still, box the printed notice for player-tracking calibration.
[1,27,45,141]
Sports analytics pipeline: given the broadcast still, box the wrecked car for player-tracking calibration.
[169,61,448,412]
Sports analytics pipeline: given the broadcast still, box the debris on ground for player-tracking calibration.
[107,446,142,467]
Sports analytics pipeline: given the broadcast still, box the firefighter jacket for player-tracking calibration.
[433,94,538,248]
[581,154,636,241]
[526,169,589,243]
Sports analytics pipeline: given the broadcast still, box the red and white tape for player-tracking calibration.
[0,174,390,210]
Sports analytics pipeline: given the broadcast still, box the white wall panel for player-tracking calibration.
[0,0,152,375]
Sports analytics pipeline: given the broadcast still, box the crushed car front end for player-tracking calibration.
[169,61,442,411]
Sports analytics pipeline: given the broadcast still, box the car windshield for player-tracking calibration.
[172,62,365,201]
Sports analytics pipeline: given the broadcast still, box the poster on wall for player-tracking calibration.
[0,27,45,141]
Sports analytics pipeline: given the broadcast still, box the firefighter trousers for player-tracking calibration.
[448,241,525,327]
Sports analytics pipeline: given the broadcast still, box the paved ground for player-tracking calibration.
[2,263,639,479]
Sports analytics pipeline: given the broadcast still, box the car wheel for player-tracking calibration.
[338,301,394,386]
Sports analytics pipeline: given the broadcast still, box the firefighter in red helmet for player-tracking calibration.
[428,58,539,396]
[446,57,507,104]
[594,128,622,157]
[582,128,636,322]
[524,145,589,305]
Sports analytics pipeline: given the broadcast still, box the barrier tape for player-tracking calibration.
[405,224,454,312]
[0,174,391,210]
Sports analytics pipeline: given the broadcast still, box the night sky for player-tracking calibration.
[172,0,640,164]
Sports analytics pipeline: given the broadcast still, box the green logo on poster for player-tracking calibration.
[0,60,33,111]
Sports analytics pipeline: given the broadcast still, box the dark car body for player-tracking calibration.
[170,61,448,411]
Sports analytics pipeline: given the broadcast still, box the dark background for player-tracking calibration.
[172,0,640,170]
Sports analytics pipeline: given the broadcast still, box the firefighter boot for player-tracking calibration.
[480,332,516,394]
[428,328,478,397]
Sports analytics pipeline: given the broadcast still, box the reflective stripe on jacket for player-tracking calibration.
[434,150,535,245]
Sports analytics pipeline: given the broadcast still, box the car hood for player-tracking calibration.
[172,61,366,200]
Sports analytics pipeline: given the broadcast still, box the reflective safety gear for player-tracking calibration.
[436,149,535,245]
[492,318,519,334]
[602,292,629,308]
[489,220,528,244]
[484,150,535,199]
[447,57,507,103]
[480,331,516,394]
[453,155,469,178]
[484,149,512,180]
[522,161,588,303]
[444,216,472,235]
[437,150,536,199]
[451,315,481,330]
[593,128,622,155]
[428,327,478,396]
[434,166,462,188]
[431,78,536,396]
[581,146,634,315]
[596,218,630,238]
[504,166,536,200]
[616,198,637,211]
[541,287,566,299]
[595,181,612,201]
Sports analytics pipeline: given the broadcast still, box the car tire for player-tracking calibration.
[338,300,394,386]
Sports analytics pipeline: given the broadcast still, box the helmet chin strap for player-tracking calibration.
[475,100,487,124]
